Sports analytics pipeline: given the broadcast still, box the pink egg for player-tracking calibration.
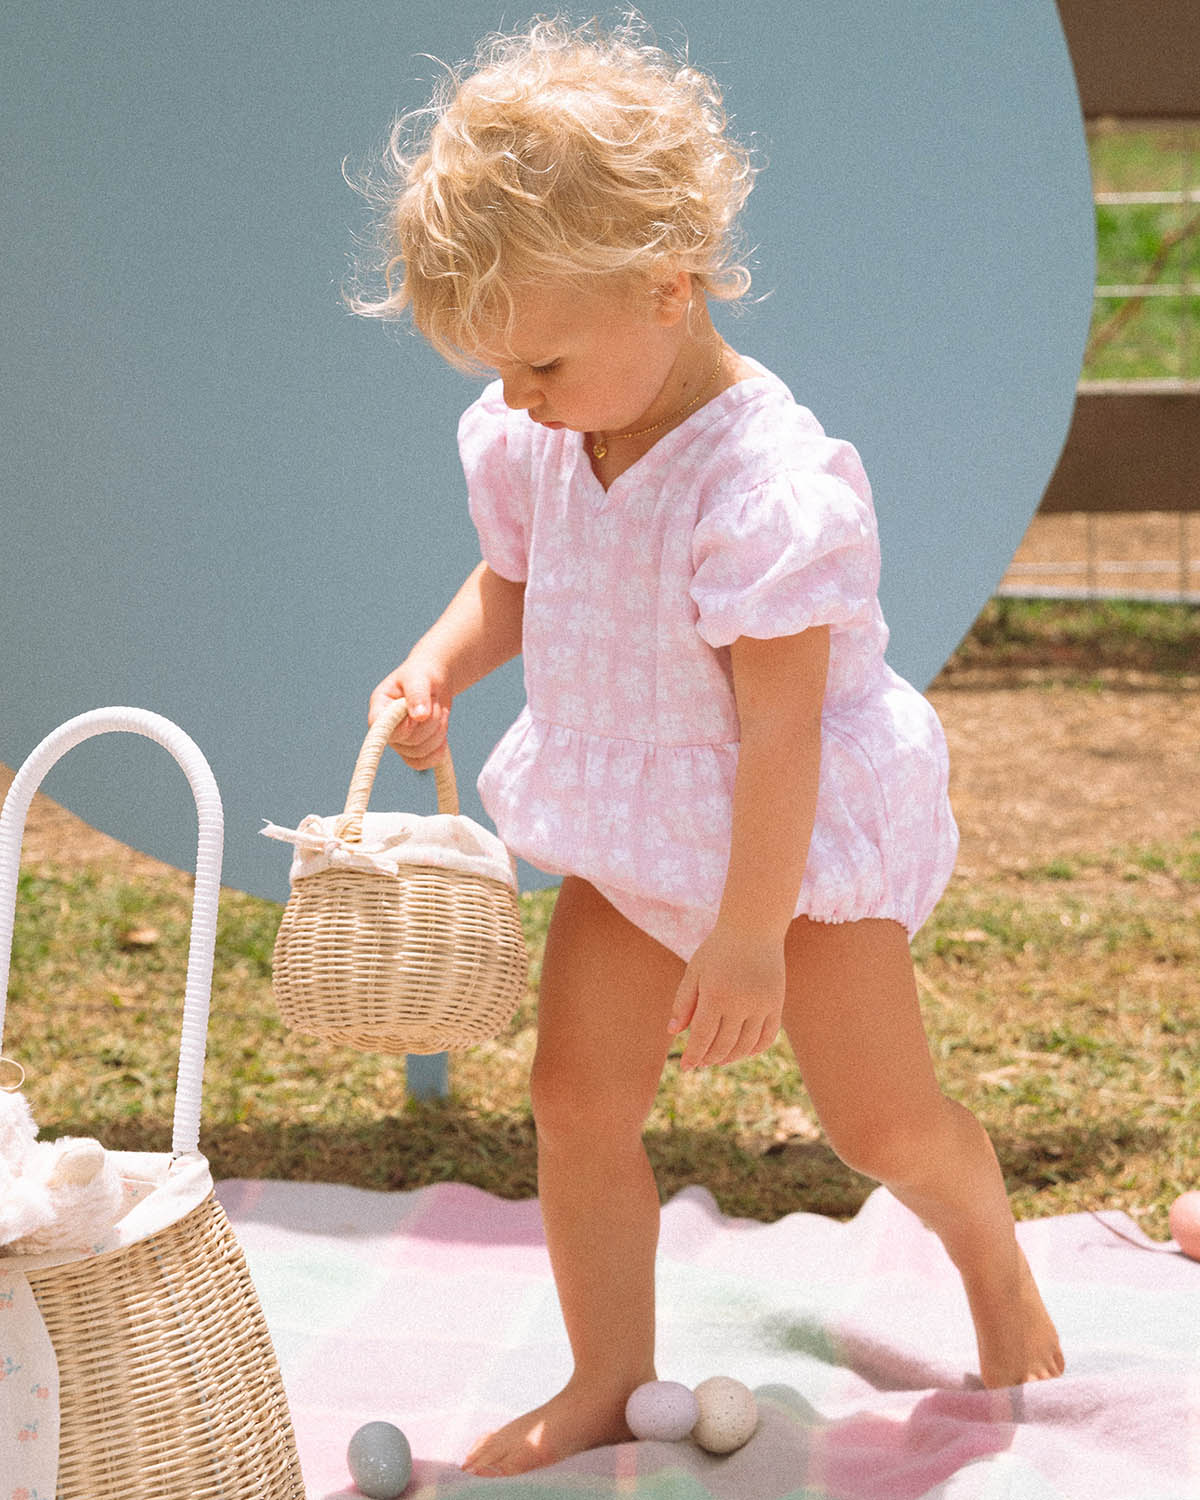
[1169,1191,1200,1260]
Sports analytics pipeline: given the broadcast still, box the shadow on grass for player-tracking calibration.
[50,1105,1168,1232]
[994,1120,1169,1194]
[57,1105,861,1223]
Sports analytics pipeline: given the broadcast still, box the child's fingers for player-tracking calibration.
[401,682,433,723]
[667,973,698,1038]
[391,707,450,769]
[368,682,421,737]
[680,1014,735,1072]
[368,664,451,764]
[721,1024,756,1069]
[751,1015,781,1058]
[722,1015,778,1067]
[684,1008,781,1071]
[677,997,734,1070]
[367,685,399,727]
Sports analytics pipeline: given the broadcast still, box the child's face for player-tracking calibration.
[469,275,691,437]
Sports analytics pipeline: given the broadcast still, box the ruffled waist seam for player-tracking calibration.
[522,709,737,752]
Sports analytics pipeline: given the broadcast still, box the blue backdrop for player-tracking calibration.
[0,2,1094,901]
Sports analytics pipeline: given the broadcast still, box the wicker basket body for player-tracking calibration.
[29,1196,300,1498]
[274,864,528,1053]
[0,708,305,1500]
[271,699,528,1054]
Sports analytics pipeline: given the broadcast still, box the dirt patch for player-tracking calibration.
[3,674,1197,890]
[0,764,177,881]
[929,674,1199,879]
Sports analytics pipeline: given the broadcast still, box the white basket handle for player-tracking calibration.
[0,708,223,1158]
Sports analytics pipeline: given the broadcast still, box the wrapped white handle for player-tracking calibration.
[0,708,223,1157]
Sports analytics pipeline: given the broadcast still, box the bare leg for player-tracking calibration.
[782,916,1064,1387]
[462,879,685,1476]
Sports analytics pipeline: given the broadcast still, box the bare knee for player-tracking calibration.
[529,1053,654,1155]
[823,1098,955,1188]
[529,878,679,1153]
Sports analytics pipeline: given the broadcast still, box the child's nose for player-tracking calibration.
[501,372,537,411]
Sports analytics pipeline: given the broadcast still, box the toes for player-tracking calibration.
[461,1430,541,1478]
[462,1452,507,1478]
[462,1435,500,1474]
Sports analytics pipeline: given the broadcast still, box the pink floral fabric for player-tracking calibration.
[461,361,958,959]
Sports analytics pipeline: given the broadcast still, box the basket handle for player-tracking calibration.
[336,697,459,844]
[0,708,222,1159]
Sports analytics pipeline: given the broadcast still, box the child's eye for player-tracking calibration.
[531,361,560,375]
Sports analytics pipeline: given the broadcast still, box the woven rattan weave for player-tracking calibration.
[271,699,528,1054]
[0,707,304,1500]
[28,1196,301,1498]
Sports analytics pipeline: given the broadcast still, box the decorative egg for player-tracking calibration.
[691,1376,758,1455]
[347,1421,412,1499]
[625,1380,701,1442]
[1169,1191,1200,1261]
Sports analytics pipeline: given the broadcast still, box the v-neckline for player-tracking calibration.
[575,369,781,500]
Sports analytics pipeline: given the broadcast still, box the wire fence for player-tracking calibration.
[1000,512,1199,604]
[1001,124,1198,605]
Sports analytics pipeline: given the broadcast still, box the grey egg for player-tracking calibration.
[346,1421,412,1498]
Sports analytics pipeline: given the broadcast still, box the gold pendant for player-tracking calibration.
[592,437,608,460]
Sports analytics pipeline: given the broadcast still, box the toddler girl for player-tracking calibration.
[354,16,1063,1477]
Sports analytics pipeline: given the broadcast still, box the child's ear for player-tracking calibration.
[653,269,693,325]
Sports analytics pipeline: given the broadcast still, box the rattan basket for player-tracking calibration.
[270,698,529,1054]
[0,707,305,1500]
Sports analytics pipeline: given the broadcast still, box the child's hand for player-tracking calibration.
[368,657,452,771]
[667,924,785,1071]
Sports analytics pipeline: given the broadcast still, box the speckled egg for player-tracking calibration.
[1169,1191,1200,1261]
[625,1380,701,1442]
[346,1421,412,1498]
[691,1376,758,1455]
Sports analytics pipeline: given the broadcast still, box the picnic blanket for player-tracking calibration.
[216,1179,1200,1500]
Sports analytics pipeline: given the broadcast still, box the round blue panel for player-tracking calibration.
[0,2,1093,900]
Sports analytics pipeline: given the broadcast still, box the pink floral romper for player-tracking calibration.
[460,360,958,960]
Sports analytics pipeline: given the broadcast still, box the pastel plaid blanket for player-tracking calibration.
[216,1179,1200,1500]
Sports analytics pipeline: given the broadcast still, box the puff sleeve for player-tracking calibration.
[458,382,528,583]
[689,460,881,648]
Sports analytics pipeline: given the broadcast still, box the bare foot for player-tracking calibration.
[462,1380,636,1477]
[967,1244,1065,1387]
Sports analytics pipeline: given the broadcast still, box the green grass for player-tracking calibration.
[5,817,1197,1243]
[1089,123,1200,195]
[4,604,1197,1241]
[944,597,1200,679]
[1084,122,1200,381]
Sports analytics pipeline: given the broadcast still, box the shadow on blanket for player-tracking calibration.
[217,1178,1200,1500]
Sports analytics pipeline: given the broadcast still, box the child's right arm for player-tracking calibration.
[368,559,525,770]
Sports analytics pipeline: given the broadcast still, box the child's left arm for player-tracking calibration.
[668,625,829,1070]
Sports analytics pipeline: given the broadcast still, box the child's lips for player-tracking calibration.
[532,414,565,429]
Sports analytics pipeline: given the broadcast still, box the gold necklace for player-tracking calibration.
[591,341,725,460]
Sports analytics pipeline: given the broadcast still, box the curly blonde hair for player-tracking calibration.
[347,13,756,369]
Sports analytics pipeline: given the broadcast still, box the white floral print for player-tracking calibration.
[461,362,958,959]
